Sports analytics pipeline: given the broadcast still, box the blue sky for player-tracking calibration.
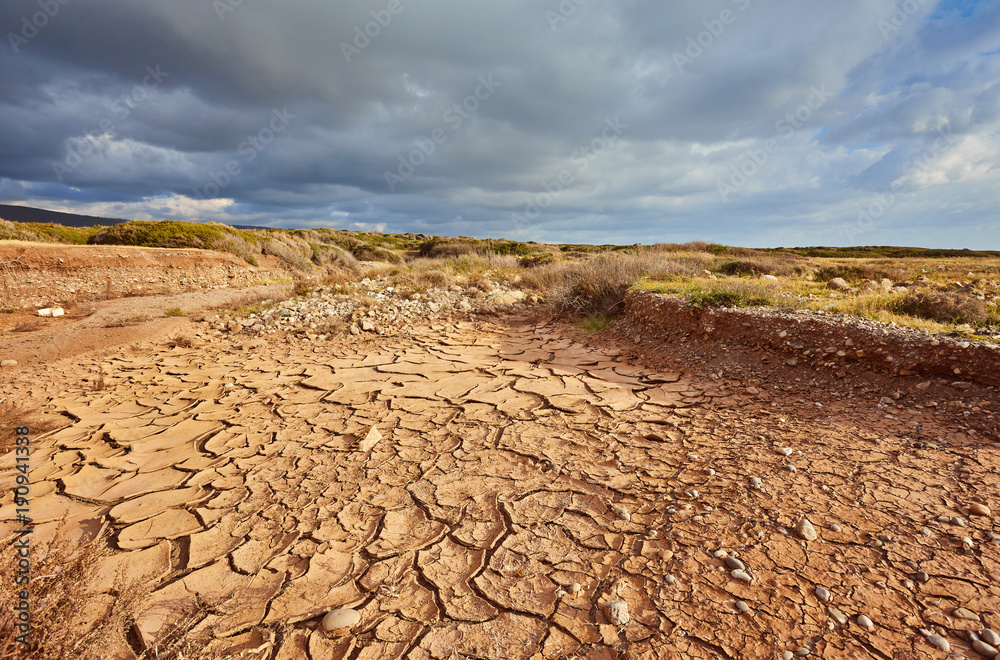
[0,0,997,247]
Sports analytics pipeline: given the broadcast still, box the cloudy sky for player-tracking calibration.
[1,0,998,247]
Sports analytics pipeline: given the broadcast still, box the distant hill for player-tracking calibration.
[0,204,128,228]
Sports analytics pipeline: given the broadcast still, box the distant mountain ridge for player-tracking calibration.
[0,203,127,228]
[0,204,270,231]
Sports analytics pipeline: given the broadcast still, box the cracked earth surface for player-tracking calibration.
[2,317,999,659]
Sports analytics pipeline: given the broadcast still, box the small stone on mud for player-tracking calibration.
[736,601,750,613]
[321,608,361,633]
[750,477,762,486]
[829,523,842,532]
[971,640,999,657]
[920,630,950,652]
[724,556,745,571]
[358,425,382,452]
[952,517,966,527]
[796,517,818,541]
[713,550,728,558]
[969,502,992,517]
[794,647,811,657]
[569,582,582,595]
[731,569,752,583]
[782,652,793,660]
[954,607,980,622]
[0,360,17,367]
[605,599,630,627]
[915,571,930,583]
[814,587,831,602]
[610,504,631,521]
[828,607,848,625]
[856,614,874,630]
[981,629,1000,647]
[779,447,793,456]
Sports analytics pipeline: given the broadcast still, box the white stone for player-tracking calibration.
[321,608,361,632]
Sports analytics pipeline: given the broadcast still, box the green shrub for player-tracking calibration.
[164,307,186,317]
[580,313,613,332]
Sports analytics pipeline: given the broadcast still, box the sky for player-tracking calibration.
[1,0,998,248]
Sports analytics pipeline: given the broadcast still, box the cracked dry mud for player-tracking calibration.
[2,318,999,659]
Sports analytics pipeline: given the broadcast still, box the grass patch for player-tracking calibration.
[580,313,613,332]
[164,307,186,317]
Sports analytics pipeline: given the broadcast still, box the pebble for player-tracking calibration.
[969,502,992,517]
[971,640,999,657]
[982,629,1000,647]
[779,447,793,456]
[794,648,811,657]
[920,528,932,536]
[954,607,980,622]
[0,360,17,368]
[952,517,966,527]
[750,477,762,486]
[713,550,728,559]
[645,529,658,539]
[724,556,745,571]
[731,569,752,583]
[857,614,874,630]
[828,607,848,625]
[782,652,794,660]
[706,468,716,476]
[321,608,361,633]
[814,587,831,602]
[915,571,930,583]
[665,575,676,585]
[829,523,842,533]
[610,505,631,521]
[920,629,950,652]
[796,517,818,541]
[606,600,630,626]
[735,600,750,613]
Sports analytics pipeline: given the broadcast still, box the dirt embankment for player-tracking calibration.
[0,241,286,310]
[623,291,1000,388]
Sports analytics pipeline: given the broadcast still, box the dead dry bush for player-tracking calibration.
[894,290,987,324]
[0,400,63,453]
[814,264,906,284]
[164,335,195,349]
[11,319,45,333]
[715,257,795,277]
[418,240,481,259]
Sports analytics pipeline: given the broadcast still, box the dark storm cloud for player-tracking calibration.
[0,0,998,247]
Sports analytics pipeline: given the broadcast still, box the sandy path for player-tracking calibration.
[1,318,998,659]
